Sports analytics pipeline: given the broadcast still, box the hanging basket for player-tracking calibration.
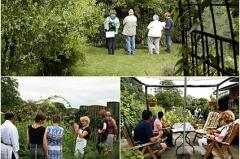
[148,101,156,107]
[208,101,217,106]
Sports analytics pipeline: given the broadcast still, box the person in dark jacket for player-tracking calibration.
[164,12,174,53]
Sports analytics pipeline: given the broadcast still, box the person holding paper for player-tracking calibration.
[104,9,120,55]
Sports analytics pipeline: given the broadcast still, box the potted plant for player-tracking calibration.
[148,97,157,107]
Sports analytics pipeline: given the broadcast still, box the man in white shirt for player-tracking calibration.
[1,113,20,159]
[122,9,137,55]
[147,14,166,54]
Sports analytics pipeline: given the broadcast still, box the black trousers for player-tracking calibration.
[106,37,116,54]
[12,153,16,159]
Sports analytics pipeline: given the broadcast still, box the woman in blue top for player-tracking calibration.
[104,9,120,55]
[43,116,64,159]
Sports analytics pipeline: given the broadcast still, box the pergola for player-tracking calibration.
[132,77,238,110]
[131,76,239,158]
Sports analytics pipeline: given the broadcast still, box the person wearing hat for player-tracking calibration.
[198,110,236,158]
[104,9,120,55]
[106,111,117,152]
[164,12,174,53]
[122,9,137,55]
[1,112,20,159]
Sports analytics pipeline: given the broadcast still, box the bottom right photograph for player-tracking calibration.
[120,77,239,159]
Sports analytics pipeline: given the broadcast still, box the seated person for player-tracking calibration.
[154,111,174,147]
[198,110,235,159]
[134,110,167,156]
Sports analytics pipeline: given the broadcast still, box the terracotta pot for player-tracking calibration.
[148,101,156,107]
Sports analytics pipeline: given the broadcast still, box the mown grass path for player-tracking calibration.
[72,44,181,76]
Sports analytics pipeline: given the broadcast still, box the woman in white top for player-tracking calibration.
[147,15,166,54]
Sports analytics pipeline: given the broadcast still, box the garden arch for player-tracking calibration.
[178,0,239,76]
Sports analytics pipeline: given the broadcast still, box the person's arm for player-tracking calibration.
[98,121,107,133]
[43,129,48,157]
[165,20,170,29]
[78,129,88,138]
[123,17,127,26]
[115,17,120,31]
[11,126,20,153]
[73,122,79,135]
[112,119,118,135]
[150,131,163,143]
[147,22,152,30]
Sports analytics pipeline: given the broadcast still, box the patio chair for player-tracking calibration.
[121,120,164,159]
[203,120,239,159]
[193,112,220,142]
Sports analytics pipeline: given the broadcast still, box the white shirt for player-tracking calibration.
[0,120,20,152]
[147,20,166,37]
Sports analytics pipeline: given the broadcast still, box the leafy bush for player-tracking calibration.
[1,0,103,75]
[121,90,144,129]
[121,147,144,159]
[163,107,195,126]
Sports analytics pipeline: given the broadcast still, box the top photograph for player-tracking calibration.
[2,0,239,76]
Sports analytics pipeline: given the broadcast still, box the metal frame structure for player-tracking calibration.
[131,76,238,157]
[132,77,238,110]
[178,0,239,76]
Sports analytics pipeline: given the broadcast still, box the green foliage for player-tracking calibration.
[1,0,103,75]
[155,80,183,110]
[121,147,144,159]
[163,107,195,126]
[1,77,23,109]
[121,77,145,103]
[174,0,239,75]
[120,90,144,129]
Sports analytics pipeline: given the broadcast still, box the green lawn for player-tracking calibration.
[72,44,181,76]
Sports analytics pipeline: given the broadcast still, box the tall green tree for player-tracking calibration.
[155,80,183,110]
[1,0,103,75]
[121,77,145,102]
[1,77,23,109]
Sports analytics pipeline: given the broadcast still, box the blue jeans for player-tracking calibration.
[125,35,135,55]
[166,35,171,52]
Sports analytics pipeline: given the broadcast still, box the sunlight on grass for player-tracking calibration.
[72,44,181,76]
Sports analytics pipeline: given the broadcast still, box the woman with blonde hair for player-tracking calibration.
[198,110,235,158]
[73,116,91,156]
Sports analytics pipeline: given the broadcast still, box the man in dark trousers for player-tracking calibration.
[134,110,167,158]
[164,12,174,53]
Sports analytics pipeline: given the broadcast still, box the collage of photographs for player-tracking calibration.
[1,0,239,159]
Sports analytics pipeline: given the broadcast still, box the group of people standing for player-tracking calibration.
[1,109,117,159]
[104,9,174,55]
[1,113,64,159]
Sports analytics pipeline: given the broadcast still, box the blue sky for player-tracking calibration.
[15,77,120,108]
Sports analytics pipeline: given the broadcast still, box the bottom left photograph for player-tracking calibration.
[1,77,120,159]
